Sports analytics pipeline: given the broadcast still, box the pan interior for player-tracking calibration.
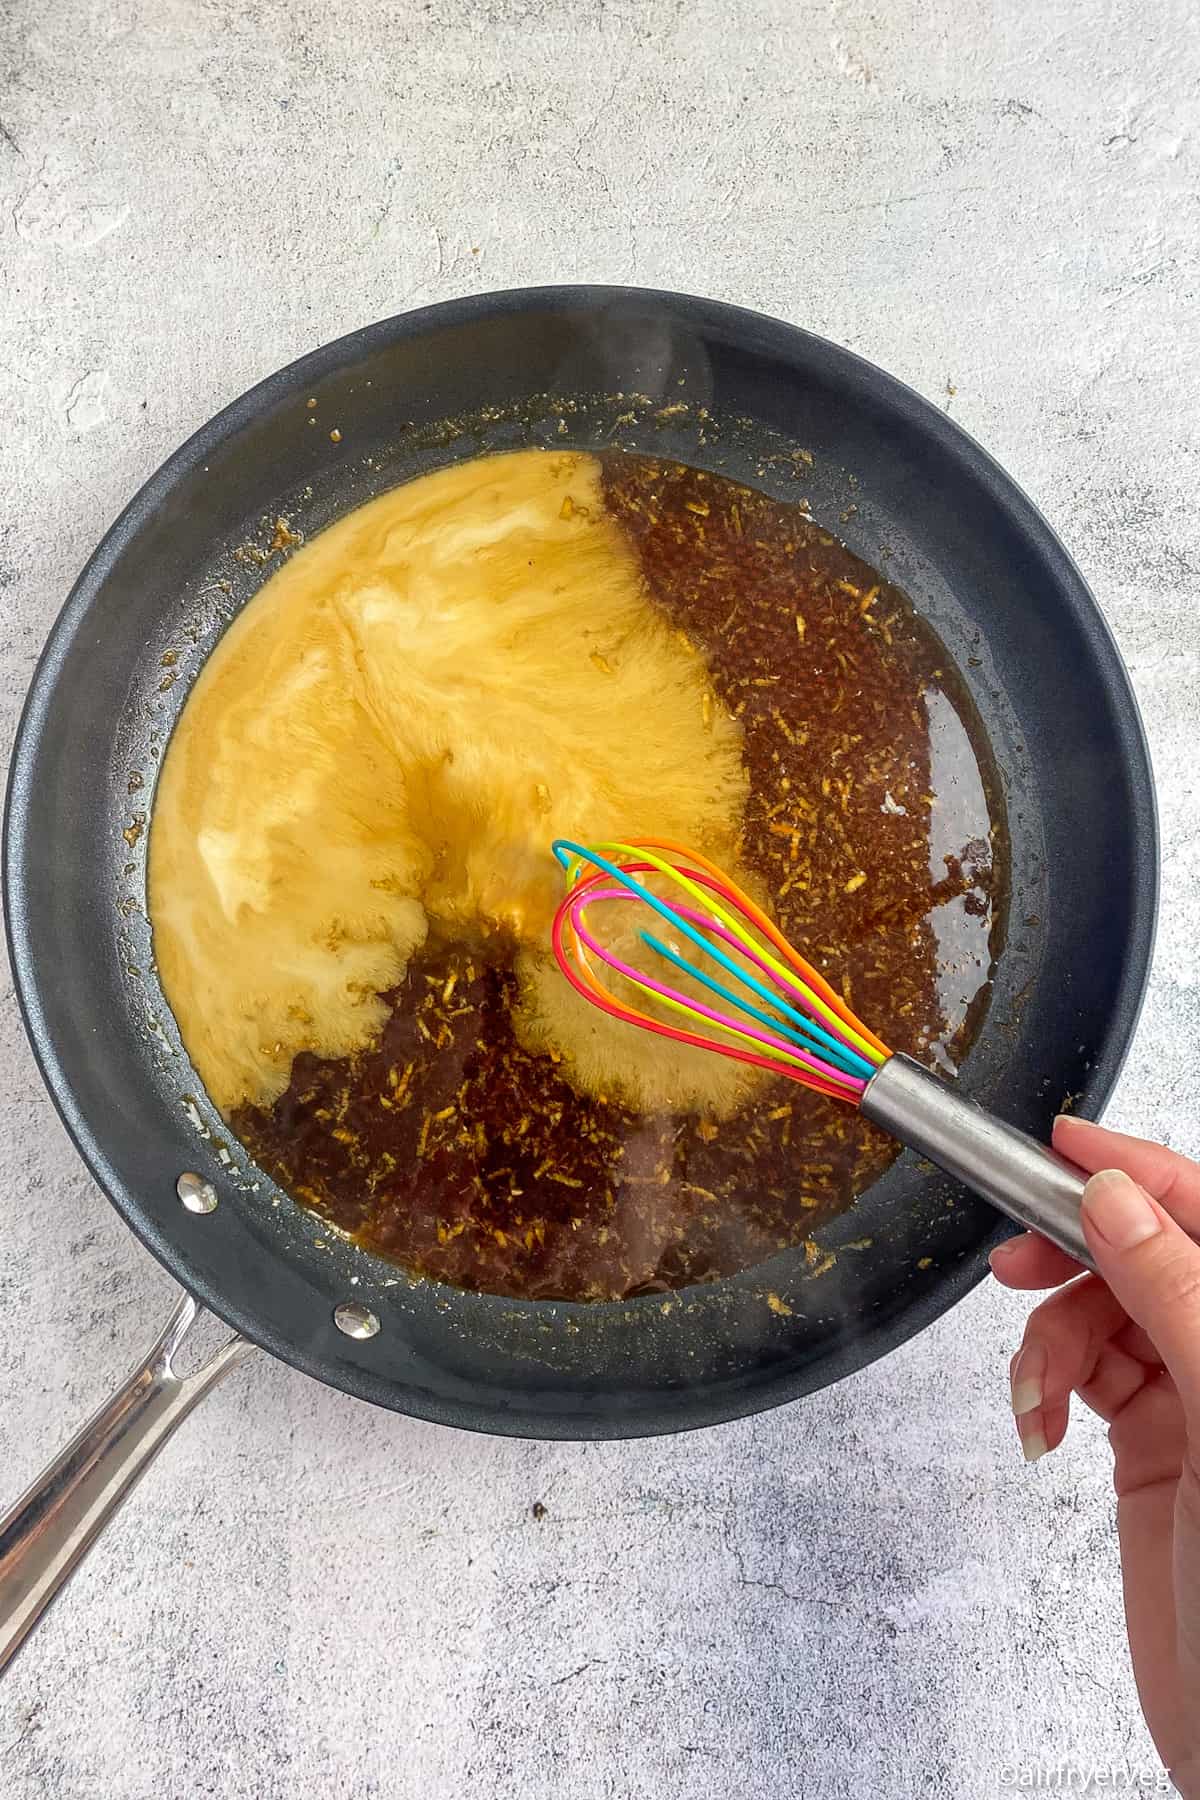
[146,442,1007,1305]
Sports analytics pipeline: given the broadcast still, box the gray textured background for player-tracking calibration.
[2,2,1198,1795]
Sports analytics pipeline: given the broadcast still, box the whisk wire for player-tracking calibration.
[639,927,874,1081]
[572,892,834,1072]
[555,836,887,1067]
[570,892,808,1069]
[566,843,867,1073]
[551,835,890,1101]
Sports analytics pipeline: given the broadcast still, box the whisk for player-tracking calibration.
[550,835,1099,1268]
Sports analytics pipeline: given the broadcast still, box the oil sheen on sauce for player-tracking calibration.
[149,448,1006,1301]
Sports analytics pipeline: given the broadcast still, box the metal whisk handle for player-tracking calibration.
[861,1053,1094,1270]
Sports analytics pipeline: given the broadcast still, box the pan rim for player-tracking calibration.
[3,284,1159,1437]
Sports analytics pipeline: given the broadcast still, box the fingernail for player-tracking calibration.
[1082,1169,1161,1251]
[1010,1342,1046,1417]
[989,1238,1022,1266]
[1020,1421,1049,1463]
[1055,1113,1097,1129]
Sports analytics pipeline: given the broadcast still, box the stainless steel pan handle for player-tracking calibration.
[0,1292,256,1675]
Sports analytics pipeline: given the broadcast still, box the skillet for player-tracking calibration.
[0,286,1157,1667]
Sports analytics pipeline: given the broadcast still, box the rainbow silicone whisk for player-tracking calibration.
[551,836,1098,1267]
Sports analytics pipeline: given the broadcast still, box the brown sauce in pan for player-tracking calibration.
[202,453,1006,1300]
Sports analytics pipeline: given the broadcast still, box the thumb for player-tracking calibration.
[1083,1168,1200,1429]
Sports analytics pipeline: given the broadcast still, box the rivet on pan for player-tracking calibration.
[177,1171,218,1214]
[334,1302,380,1340]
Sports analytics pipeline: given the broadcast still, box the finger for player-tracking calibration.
[1011,1275,1127,1413]
[1014,1346,1145,1456]
[1114,1317,1166,1369]
[1081,1168,1200,1432]
[1033,1396,1070,1459]
[1018,1301,1171,1374]
[1078,1344,1149,1423]
[1009,1276,1148,1457]
[1055,1116,1200,1232]
[1110,1378,1186,1493]
[1008,1349,1052,1460]
[990,1231,1087,1290]
[990,1114,1200,1290]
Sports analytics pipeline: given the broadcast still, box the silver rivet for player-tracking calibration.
[177,1171,218,1214]
[334,1302,380,1340]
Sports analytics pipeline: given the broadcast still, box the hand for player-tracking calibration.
[990,1115,1200,1797]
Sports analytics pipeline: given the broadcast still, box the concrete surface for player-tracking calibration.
[1,1,1198,1795]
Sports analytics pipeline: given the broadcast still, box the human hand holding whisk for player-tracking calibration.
[993,1118,1200,1795]
[552,836,1200,1794]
